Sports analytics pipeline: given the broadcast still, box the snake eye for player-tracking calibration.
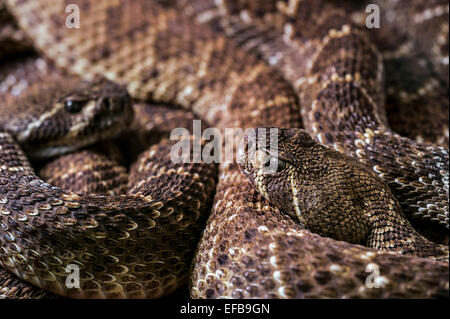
[64,99,85,113]
[264,156,286,173]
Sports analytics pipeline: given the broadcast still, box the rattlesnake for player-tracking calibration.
[0,77,218,298]
[0,0,449,298]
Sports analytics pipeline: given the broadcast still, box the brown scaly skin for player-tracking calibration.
[118,103,210,166]
[4,0,301,130]
[0,54,66,107]
[239,128,448,259]
[191,165,449,298]
[173,0,449,230]
[1,103,185,298]
[2,147,129,299]
[0,55,68,299]
[382,54,449,148]
[39,150,129,196]
[0,133,217,298]
[3,0,449,298]
[378,0,449,89]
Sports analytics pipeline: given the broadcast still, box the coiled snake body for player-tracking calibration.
[0,0,449,298]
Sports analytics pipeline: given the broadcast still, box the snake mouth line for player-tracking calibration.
[23,116,129,159]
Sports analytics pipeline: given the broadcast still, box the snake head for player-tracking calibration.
[239,128,334,226]
[0,78,133,159]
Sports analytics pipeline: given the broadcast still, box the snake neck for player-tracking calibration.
[366,206,449,260]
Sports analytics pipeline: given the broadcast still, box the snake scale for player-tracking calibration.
[0,0,449,298]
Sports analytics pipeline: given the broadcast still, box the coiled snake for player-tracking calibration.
[0,0,449,298]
